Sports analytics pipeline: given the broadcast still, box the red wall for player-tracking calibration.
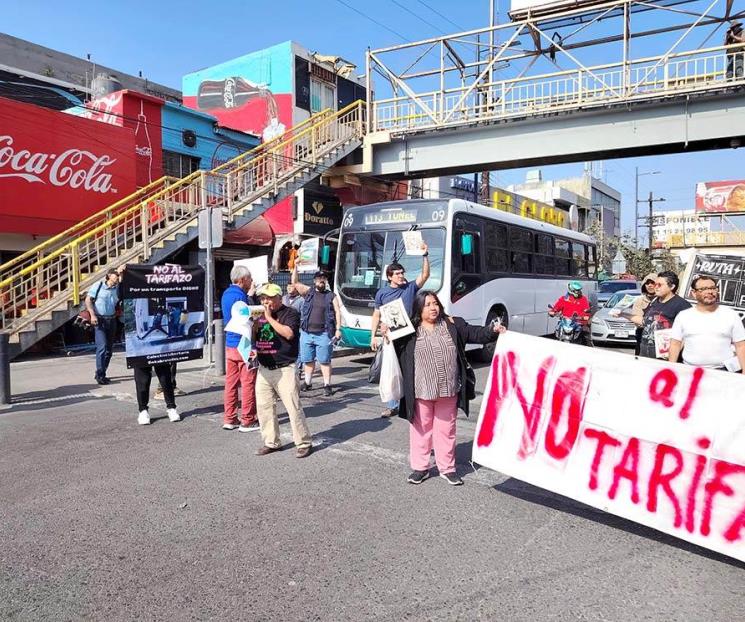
[81,90,163,187]
[0,97,137,236]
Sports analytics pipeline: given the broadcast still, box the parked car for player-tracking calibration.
[590,289,641,345]
[597,279,640,306]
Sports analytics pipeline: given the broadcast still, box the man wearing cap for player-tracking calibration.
[254,283,313,458]
[221,265,258,432]
[291,267,342,396]
[726,21,745,79]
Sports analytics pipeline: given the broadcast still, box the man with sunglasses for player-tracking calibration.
[668,275,745,372]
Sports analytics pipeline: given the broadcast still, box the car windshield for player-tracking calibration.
[599,281,636,294]
[605,291,639,308]
[337,228,445,303]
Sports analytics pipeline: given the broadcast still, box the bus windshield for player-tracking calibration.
[337,228,445,303]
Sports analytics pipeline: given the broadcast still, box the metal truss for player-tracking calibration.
[366,0,745,135]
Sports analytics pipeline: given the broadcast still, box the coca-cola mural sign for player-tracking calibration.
[0,96,137,236]
[0,135,118,194]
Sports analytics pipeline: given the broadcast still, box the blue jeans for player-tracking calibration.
[300,331,333,365]
[94,317,117,379]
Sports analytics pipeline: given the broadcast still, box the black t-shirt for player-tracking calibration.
[639,295,691,359]
[307,293,327,333]
[254,305,300,367]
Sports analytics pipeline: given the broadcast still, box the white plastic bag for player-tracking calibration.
[379,340,403,402]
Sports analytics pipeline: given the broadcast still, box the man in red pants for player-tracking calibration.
[221,265,259,432]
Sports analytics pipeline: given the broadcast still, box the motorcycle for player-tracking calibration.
[548,305,591,345]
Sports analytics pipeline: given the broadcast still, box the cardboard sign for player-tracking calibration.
[234,256,269,287]
[121,264,205,368]
[379,298,414,340]
[296,237,319,273]
[402,230,425,255]
[472,332,745,562]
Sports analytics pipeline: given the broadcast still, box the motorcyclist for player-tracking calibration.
[549,281,592,345]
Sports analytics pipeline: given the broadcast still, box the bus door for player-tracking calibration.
[451,215,484,324]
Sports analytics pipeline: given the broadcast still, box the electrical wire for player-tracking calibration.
[333,0,412,43]
[413,0,466,32]
[389,0,447,35]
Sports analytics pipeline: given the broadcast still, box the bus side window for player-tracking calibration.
[457,230,481,274]
[485,222,509,273]
[555,238,571,276]
[585,245,597,278]
[510,227,533,274]
[534,234,554,276]
[571,243,587,277]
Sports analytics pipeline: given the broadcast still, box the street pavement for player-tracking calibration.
[0,342,742,621]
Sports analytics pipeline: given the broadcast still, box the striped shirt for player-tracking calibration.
[413,320,459,400]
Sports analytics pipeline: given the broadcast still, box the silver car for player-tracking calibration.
[590,289,641,345]
[597,279,640,306]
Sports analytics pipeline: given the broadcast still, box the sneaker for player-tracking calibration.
[238,422,260,432]
[296,445,313,458]
[138,410,151,425]
[167,408,181,423]
[323,385,333,397]
[301,381,313,392]
[153,388,164,400]
[407,470,430,484]
[440,472,464,486]
[173,387,187,396]
[222,423,239,431]
[256,445,281,456]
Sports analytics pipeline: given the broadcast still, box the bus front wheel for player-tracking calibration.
[478,307,508,363]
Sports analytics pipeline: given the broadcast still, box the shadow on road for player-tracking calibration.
[494,477,745,569]
[6,384,107,413]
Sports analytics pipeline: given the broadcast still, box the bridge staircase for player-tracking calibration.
[0,101,365,359]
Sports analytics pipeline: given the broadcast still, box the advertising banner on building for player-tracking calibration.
[303,190,343,235]
[653,210,711,247]
[0,96,137,236]
[473,332,745,562]
[695,180,745,214]
[121,264,205,368]
[183,41,295,234]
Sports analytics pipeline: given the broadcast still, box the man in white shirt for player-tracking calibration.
[668,275,745,372]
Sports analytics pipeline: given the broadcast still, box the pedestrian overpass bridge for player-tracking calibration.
[362,44,745,178]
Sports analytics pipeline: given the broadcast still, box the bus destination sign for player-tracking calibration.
[363,209,418,226]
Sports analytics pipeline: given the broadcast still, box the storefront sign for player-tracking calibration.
[473,332,745,562]
[0,96,136,235]
[491,187,568,228]
[122,264,205,368]
[303,191,343,235]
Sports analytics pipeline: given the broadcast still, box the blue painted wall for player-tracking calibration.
[161,102,259,170]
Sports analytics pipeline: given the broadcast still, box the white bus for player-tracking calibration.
[334,198,598,361]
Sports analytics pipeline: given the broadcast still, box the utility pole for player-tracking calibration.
[646,191,666,252]
[635,168,660,247]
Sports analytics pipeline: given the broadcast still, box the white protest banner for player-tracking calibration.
[472,332,745,562]
[296,237,319,273]
[234,256,269,287]
[402,230,425,256]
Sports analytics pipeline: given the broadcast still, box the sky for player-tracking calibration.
[3,0,743,238]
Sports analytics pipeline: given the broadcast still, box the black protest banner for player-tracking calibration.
[121,264,205,368]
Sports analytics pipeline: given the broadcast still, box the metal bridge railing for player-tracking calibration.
[0,100,366,336]
[371,45,745,134]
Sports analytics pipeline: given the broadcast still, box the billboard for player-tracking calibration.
[0,96,137,236]
[183,42,296,234]
[510,0,610,14]
[653,210,710,246]
[695,181,745,214]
